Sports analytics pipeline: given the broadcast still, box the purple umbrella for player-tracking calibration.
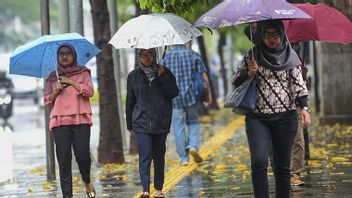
[194,0,311,29]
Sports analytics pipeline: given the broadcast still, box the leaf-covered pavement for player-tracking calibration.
[1,110,351,197]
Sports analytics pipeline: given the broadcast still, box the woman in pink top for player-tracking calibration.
[44,44,96,198]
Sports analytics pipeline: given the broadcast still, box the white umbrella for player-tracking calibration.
[109,13,203,49]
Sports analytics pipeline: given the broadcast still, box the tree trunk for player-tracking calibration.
[217,32,228,97]
[197,36,219,110]
[90,0,125,163]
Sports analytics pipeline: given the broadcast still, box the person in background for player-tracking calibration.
[290,42,310,187]
[0,71,14,93]
[162,44,212,166]
[126,48,179,198]
[232,20,310,198]
[44,44,96,198]
[0,71,14,121]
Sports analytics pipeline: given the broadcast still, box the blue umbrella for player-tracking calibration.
[9,32,101,78]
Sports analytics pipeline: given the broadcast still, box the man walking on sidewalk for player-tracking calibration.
[162,44,212,166]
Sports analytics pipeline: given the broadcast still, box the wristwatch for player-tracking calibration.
[302,106,310,112]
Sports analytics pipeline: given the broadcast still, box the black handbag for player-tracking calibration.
[224,75,256,115]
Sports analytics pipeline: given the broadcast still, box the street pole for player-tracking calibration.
[58,0,70,33]
[69,0,84,35]
[310,41,320,113]
[107,0,127,149]
[40,0,55,180]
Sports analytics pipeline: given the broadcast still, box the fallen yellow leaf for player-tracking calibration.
[335,161,352,166]
[326,163,333,168]
[235,164,247,171]
[72,186,82,191]
[331,157,348,163]
[327,143,337,148]
[198,191,205,196]
[309,160,322,167]
[215,164,227,171]
[330,172,345,175]
[30,166,45,174]
[42,182,51,190]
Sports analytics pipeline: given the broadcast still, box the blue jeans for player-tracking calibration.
[245,111,297,198]
[171,103,200,164]
[135,132,168,193]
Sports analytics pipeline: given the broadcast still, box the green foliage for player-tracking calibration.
[0,0,42,51]
[90,89,128,106]
[230,27,253,53]
[90,89,99,104]
[136,0,252,53]
[137,0,320,55]
[0,0,40,24]
[49,0,59,32]
[139,0,212,13]
[117,0,136,25]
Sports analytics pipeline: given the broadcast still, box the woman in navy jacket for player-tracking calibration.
[126,48,179,198]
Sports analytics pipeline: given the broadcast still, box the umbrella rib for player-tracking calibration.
[48,43,58,76]
[40,43,50,77]
[10,47,37,76]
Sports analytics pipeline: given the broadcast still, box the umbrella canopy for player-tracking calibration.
[284,3,352,43]
[109,13,203,49]
[9,33,101,78]
[194,0,311,29]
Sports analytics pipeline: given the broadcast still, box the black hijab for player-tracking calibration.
[253,20,301,71]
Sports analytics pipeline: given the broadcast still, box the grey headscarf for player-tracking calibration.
[253,20,301,71]
[138,48,158,81]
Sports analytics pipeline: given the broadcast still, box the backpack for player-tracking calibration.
[192,58,206,102]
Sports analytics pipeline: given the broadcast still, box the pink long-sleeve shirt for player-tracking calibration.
[44,71,94,130]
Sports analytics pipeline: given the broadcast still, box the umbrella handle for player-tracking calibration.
[55,68,61,84]
[250,25,254,59]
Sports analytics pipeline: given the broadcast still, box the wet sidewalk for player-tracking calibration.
[167,117,352,198]
[0,108,352,197]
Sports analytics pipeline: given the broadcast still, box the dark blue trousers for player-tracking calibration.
[52,124,92,197]
[245,111,297,198]
[135,132,168,193]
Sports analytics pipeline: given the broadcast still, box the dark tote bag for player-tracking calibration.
[224,75,256,115]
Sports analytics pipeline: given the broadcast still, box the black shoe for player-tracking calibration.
[140,192,150,198]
